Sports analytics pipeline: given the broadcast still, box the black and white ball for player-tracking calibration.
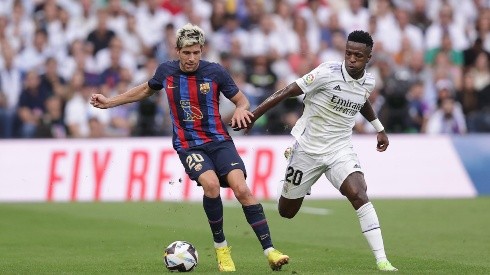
[163,241,199,272]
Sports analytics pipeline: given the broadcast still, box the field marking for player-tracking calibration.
[224,202,332,216]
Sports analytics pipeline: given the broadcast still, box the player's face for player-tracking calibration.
[344,41,372,79]
[178,44,202,73]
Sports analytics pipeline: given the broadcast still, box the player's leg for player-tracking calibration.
[339,172,397,271]
[198,170,237,272]
[225,169,289,271]
[278,143,324,219]
[277,196,304,219]
[327,148,397,271]
[214,141,289,271]
[178,148,235,272]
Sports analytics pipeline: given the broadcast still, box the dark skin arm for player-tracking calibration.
[231,82,304,131]
[359,100,389,152]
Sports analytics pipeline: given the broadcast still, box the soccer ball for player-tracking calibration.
[163,241,199,272]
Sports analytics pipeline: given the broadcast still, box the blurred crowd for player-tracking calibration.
[1,0,490,139]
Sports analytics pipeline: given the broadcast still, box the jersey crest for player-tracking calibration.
[199,82,211,94]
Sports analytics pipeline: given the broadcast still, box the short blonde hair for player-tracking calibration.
[176,23,205,49]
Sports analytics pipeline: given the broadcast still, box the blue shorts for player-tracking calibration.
[177,140,247,187]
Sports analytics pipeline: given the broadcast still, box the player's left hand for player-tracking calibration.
[376,131,389,152]
[229,107,254,131]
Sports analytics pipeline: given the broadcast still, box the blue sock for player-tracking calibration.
[243,204,273,250]
[203,195,225,243]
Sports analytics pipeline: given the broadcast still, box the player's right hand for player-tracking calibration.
[90,94,110,109]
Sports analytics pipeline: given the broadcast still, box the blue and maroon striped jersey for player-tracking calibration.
[148,60,239,151]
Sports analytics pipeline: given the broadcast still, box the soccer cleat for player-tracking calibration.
[267,249,289,271]
[377,260,398,271]
[216,246,236,272]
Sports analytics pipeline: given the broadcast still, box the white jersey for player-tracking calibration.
[292,61,375,155]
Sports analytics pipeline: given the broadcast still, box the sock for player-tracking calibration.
[263,247,275,256]
[356,202,387,262]
[214,240,228,249]
[203,195,225,243]
[243,204,273,250]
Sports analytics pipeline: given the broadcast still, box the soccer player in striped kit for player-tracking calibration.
[90,23,289,272]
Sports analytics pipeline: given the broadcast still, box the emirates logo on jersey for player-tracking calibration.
[199,83,210,94]
[180,100,203,121]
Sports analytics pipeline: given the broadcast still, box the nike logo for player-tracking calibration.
[231,162,239,166]
[167,85,177,89]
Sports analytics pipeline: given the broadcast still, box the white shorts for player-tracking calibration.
[281,142,363,199]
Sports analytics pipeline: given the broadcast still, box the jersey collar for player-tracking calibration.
[341,61,367,85]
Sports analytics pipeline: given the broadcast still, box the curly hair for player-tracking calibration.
[347,30,374,49]
[176,23,205,49]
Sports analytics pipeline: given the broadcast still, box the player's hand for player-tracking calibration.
[229,107,254,131]
[376,131,389,152]
[90,94,110,109]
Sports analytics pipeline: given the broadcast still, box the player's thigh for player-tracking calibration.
[208,140,247,187]
[325,148,363,191]
[339,171,367,199]
[178,148,217,186]
[281,146,325,199]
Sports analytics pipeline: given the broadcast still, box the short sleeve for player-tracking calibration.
[215,65,239,99]
[148,64,166,90]
[295,64,330,95]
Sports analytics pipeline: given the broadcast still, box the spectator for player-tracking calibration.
[34,94,67,138]
[0,44,22,138]
[458,73,480,130]
[425,31,464,66]
[409,0,432,33]
[86,9,116,56]
[64,72,109,138]
[406,81,430,133]
[339,0,370,34]
[466,52,490,91]
[39,57,67,99]
[425,96,467,134]
[424,3,469,51]
[16,29,54,73]
[16,70,49,138]
[463,37,490,70]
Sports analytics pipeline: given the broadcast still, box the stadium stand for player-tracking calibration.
[1,0,490,138]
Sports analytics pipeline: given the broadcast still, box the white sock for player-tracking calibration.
[214,240,228,248]
[356,202,387,263]
[263,247,275,256]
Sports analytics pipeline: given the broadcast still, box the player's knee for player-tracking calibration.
[278,207,297,219]
[347,187,369,203]
[233,184,254,203]
[202,181,221,197]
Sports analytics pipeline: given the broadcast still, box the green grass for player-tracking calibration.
[0,198,489,274]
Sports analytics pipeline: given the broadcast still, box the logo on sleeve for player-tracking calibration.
[302,73,315,86]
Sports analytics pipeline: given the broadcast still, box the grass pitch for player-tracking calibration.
[0,198,489,274]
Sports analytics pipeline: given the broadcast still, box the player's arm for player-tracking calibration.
[90,82,157,109]
[231,82,303,131]
[360,100,389,152]
[254,82,303,119]
[229,90,254,129]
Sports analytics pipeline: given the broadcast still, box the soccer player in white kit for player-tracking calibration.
[232,30,397,271]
